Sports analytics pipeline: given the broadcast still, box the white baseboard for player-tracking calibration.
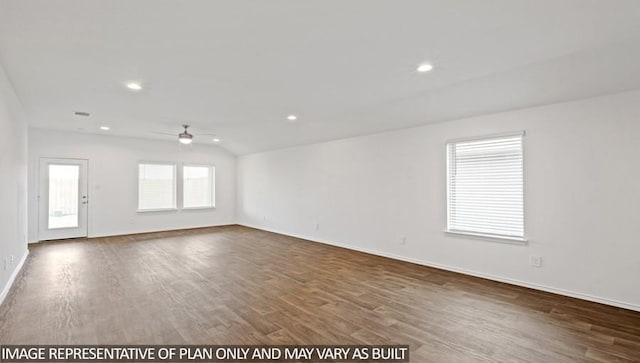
[88,223,237,239]
[0,249,29,306]
[31,223,237,242]
[240,223,640,313]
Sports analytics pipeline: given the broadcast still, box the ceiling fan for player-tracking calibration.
[153,125,216,145]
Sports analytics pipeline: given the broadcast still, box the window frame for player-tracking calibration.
[137,162,178,212]
[182,164,216,210]
[445,131,527,244]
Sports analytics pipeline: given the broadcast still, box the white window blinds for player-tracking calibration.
[183,165,215,208]
[138,163,177,211]
[447,133,524,240]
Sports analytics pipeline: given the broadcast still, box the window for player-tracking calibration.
[183,165,215,208]
[446,133,524,241]
[138,163,177,211]
[47,164,80,229]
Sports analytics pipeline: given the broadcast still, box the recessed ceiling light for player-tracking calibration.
[100,126,110,131]
[126,82,142,90]
[212,138,221,143]
[287,115,297,121]
[417,63,434,73]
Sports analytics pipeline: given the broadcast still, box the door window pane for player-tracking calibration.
[48,164,79,229]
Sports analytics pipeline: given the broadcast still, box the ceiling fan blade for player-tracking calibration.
[152,131,176,136]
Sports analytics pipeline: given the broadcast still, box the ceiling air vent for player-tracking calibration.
[74,111,91,117]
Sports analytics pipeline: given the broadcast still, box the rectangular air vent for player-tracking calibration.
[74,111,91,117]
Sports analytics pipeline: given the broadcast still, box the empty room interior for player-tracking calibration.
[1,0,640,362]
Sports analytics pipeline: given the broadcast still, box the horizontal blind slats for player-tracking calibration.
[138,163,177,210]
[447,134,524,239]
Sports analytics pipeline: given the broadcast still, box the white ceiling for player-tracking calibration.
[1,0,639,155]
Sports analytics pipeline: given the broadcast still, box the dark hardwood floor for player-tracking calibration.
[1,225,639,362]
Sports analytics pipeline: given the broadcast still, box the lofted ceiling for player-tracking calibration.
[1,0,639,155]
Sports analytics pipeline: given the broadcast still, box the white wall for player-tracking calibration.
[238,90,640,311]
[28,129,236,241]
[0,63,29,301]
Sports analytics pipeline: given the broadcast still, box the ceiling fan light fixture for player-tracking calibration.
[179,133,193,144]
[178,124,193,144]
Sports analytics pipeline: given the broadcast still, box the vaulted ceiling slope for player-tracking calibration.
[1,0,639,155]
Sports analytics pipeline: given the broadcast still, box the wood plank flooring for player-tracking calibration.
[1,225,639,362]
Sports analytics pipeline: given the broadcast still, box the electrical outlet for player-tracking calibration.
[315,223,320,230]
[400,237,407,245]
[530,255,542,268]
[263,216,267,221]
[10,255,14,264]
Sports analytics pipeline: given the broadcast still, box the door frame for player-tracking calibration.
[38,157,89,241]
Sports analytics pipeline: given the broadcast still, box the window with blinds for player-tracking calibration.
[138,163,177,211]
[446,133,524,240]
[183,165,215,208]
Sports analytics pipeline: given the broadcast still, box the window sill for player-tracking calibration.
[444,229,528,245]
[137,208,178,213]
[182,206,216,211]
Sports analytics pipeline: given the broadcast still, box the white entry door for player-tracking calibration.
[39,158,88,240]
